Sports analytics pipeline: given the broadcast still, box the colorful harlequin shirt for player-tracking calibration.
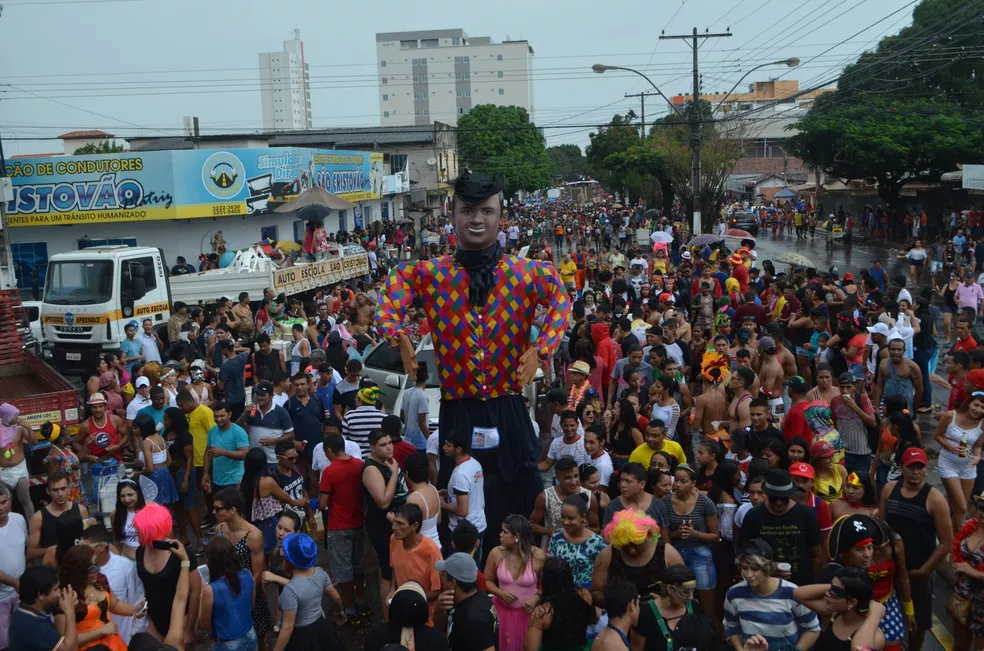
[377,254,571,401]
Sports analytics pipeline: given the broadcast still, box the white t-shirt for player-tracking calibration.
[448,456,486,533]
[0,513,27,601]
[272,392,290,409]
[100,552,147,644]
[138,332,162,364]
[507,225,520,240]
[546,435,589,466]
[311,438,363,475]
[630,257,649,272]
[588,451,615,487]
[126,395,153,422]
[734,502,754,529]
[426,430,441,476]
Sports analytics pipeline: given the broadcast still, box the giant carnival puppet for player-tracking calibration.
[377,170,570,535]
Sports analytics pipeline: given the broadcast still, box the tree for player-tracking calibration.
[586,112,642,194]
[546,144,587,183]
[456,105,552,196]
[650,100,746,232]
[788,95,984,207]
[73,140,126,155]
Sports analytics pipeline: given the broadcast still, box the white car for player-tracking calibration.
[361,334,543,428]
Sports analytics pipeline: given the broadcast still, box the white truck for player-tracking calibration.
[40,245,370,375]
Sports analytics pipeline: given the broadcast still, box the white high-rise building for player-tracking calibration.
[375,29,534,126]
[259,29,313,131]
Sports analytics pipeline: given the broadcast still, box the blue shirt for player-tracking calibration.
[287,394,325,447]
[314,382,335,416]
[219,352,249,404]
[211,569,255,641]
[869,267,887,290]
[120,337,142,372]
[9,606,62,651]
[207,423,249,486]
[137,404,167,428]
[244,404,294,464]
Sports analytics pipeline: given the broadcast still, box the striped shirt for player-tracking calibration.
[723,580,820,648]
[341,405,386,459]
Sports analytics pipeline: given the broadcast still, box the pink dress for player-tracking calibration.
[492,556,539,651]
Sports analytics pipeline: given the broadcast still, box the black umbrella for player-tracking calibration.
[643,208,660,219]
[297,203,332,222]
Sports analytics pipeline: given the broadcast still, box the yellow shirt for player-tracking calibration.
[188,404,216,467]
[771,296,787,321]
[628,440,687,469]
[558,260,577,284]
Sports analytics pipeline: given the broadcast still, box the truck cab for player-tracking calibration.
[41,246,171,375]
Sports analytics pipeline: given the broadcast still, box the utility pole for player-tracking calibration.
[660,27,731,235]
[624,91,657,139]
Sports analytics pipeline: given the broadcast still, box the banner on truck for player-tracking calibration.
[272,253,369,295]
[5,148,384,226]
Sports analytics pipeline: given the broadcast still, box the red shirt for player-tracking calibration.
[731,264,749,293]
[691,276,723,299]
[950,375,969,410]
[954,335,977,353]
[807,492,833,533]
[782,401,811,443]
[393,441,418,469]
[319,456,365,530]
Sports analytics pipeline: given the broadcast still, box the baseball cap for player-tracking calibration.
[658,292,676,304]
[125,320,138,330]
[810,440,836,458]
[843,272,854,281]
[966,369,984,391]
[135,377,151,389]
[758,336,777,353]
[253,381,274,396]
[785,376,808,394]
[838,371,857,385]
[435,552,478,583]
[866,322,890,337]
[546,387,568,404]
[901,447,928,466]
[789,461,815,480]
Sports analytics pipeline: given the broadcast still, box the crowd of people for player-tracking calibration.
[2,186,984,651]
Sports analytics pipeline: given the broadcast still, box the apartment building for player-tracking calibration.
[375,29,534,126]
[259,29,313,131]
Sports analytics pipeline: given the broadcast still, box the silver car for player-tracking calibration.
[361,334,543,428]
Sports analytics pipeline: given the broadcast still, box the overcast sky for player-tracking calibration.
[0,0,918,157]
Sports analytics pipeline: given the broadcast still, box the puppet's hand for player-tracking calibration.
[399,334,419,377]
[518,348,539,386]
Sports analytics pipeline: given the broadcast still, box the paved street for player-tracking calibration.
[754,230,952,651]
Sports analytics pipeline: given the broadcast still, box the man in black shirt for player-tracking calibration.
[737,470,823,587]
[435,553,498,651]
[745,398,783,458]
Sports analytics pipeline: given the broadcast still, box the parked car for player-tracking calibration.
[361,334,543,430]
[728,211,760,236]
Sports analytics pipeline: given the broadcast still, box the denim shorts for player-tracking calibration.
[174,466,196,508]
[213,626,257,651]
[676,544,716,590]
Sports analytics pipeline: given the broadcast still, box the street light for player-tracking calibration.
[712,58,800,115]
[591,64,686,119]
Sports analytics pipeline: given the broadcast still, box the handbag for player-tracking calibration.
[947,593,971,625]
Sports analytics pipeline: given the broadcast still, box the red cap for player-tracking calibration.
[789,461,815,480]
[967,369,984,391]
[810,440,836,458]
[901,447,928,466]
[843,272,854,281]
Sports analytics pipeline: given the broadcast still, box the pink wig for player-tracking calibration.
[132,502,172,547]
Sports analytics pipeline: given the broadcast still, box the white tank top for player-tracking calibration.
[411,487,441,547]
[143,437,168,467]
[122,510,139,548]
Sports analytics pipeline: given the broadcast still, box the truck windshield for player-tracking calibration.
[45,261,114,305]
